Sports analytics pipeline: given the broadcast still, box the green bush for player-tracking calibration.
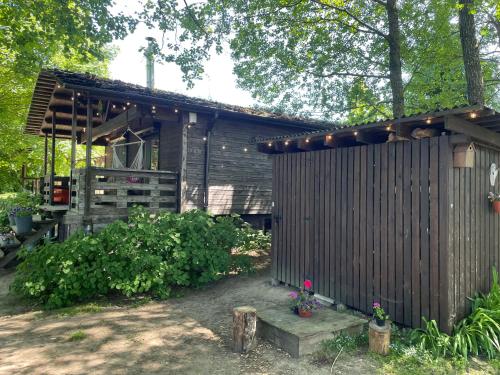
[412,269,500,360]
[11,207,265,308]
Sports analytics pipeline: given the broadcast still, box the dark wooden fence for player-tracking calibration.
[272,135,500,331]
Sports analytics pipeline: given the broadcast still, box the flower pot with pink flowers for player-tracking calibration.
[289,279,321,318]
[372,301,389,327]
[488,192,500,214]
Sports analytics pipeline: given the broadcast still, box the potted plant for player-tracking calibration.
[289,279,321,318]
[488,192,500,214]
[12,206,34,235]
[372,302,389,327]
[0,226,16,247]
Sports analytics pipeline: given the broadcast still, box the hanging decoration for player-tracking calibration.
[111,126,145,170]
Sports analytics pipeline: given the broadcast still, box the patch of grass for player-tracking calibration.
[312,330,368,364]
[68,330,87,342]
[53,302,104,317]
[313,324,496,374]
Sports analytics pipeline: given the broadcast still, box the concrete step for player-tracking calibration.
[257,305,368,358]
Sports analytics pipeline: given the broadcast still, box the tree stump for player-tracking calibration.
[368,320,391,355]
[232,306,257,353]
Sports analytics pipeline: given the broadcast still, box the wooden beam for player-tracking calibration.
[355,131,380,145]
[87,106,139,142]
[444,115,500,148]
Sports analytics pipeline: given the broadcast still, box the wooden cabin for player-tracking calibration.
[257,105,500,332]
[25,69,330,236]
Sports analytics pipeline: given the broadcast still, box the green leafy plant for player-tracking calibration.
[412,269,500,360]
[11,207,260,308]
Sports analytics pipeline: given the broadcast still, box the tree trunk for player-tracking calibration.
[386,0,405,118]
[232,306,257,353]
[459,0,484,106]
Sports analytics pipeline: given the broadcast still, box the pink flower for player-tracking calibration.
[304,280,312,289]
[373,302,381,308]
[289,291,298,299]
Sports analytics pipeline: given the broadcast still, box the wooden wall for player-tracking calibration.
[183,114,311,215]
[272,136,458,331]
[447,145,500,327]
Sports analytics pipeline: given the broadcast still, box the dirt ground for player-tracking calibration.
[0,262,379,375]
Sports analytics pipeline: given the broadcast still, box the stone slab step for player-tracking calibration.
[257,305,368,358]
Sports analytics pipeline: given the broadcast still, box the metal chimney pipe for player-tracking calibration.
[145,37,155,90]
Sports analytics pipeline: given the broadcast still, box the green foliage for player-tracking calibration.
[0,192,41,224]
[313,331,369,364]
[140,0,499,121]
[412,269,500,361]
[11,207,261,308]
[68,330,87,342]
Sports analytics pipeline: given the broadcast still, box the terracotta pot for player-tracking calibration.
[298,309,313,318]
[493,201,500,214]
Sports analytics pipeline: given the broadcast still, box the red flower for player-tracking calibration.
[304,279,312,289]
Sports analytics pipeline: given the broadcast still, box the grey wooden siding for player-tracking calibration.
[178,113,312,214]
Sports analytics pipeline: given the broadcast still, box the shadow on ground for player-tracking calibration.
[0,262,377,375]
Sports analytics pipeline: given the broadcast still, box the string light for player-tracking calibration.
[122,106,126,110]
[386,125,392,131]
[470,112,477,119]
[244,147,248,152]
[77,92,81,96]
[326,135,333,141]
[202,136,207,141]
[96,112,100,116]
[284,140,289,146]
[425,117,432,124]
[152,105,156,110]
[126,101,131,106]
[305,138,310,143]
[353,131,358,136]
[187,124,192,129]
[222,145,226,150]
[174,108,179,113]
[133,104,137,108]
[112,104,116,109]
[71,96,74,101]
[268,142,273,147]
[57,84,61,88]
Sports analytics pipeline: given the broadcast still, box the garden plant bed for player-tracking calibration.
[257,305,368,358]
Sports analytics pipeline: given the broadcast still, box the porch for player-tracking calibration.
[39,168,178,236]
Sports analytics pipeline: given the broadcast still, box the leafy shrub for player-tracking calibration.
[412,269,500,360]
[12,207,262,308]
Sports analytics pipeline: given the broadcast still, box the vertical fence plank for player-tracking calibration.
[411,141,421,327]
[403,142,412,326]
[335,149,343,302]
[373,145,382,307]
[360,146,367,311]
[341,148,349,303]
[387,143,397,318]
[366,145,374,313]
[420,139,430,321]
[429,137,440,322]
[380,144,389,312]
[329,150,336,299]
[395,142,404,323]
[353,147,361,309]
[438,136,450,332]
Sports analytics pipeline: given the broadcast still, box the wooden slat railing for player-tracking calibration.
[70,167,178,216]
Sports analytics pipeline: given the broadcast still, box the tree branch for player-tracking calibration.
[308,70,390,79]
[309,0,388,39]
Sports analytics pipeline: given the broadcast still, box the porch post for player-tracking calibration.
[84,95,93,219]
[49,111,56,205]
[43,132,48,176]
[70,90,77,170]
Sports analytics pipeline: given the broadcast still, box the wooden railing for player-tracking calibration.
[70,167,178,216]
